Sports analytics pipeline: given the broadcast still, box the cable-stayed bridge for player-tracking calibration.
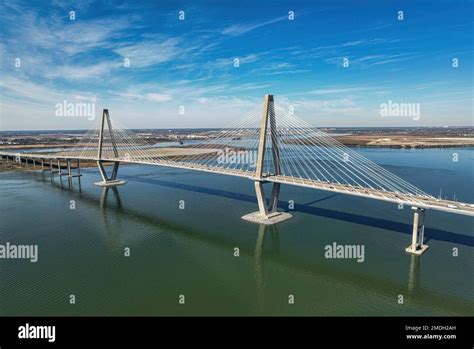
[1,95,473,255]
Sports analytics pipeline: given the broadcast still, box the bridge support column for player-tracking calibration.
[42,159,49,172]
[242,94,292,225]
[66,160,71,177]
[255,181,269,217]
[60,160,69,177]
[67,159,82,178]
[406,207,429,255]
[268,182,281,212]
[50,159,59,175]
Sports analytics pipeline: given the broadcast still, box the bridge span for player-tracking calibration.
[1,95,472,256]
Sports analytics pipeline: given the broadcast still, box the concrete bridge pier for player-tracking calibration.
[65,160,71,177]
[42,159,52,172]
[47,159,57,175]
[59,159,69,177]
[94,160,126,187]
[67,159,82,179]
[406,207,429,255]
[243,180,292,225]
[53,160,60,176]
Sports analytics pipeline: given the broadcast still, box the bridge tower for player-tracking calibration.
[241,95,293,224]
[94,109,127,187]
[406,207,429,255]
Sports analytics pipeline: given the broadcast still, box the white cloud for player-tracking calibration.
[114,38,183,68]
[0,4,134,81]
[145,93,172,102]
[44,62,119,80]
[222,15,288,36]
[306,87,374,95]
[228,82,271,91]
[1,76,73,105]
[324,53,419,68]
[11,14,133,56]
[0,76,100,130]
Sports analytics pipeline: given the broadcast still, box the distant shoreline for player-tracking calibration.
[2,140,474,151]
[1,126,473,151]
[332,134,474,149]
[0,144,76,150]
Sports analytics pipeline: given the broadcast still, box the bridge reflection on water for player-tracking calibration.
[37,169,473,315]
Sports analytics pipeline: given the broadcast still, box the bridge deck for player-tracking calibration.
[2,151,473,217]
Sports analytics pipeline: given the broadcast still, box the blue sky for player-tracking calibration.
[0,0,472,130]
